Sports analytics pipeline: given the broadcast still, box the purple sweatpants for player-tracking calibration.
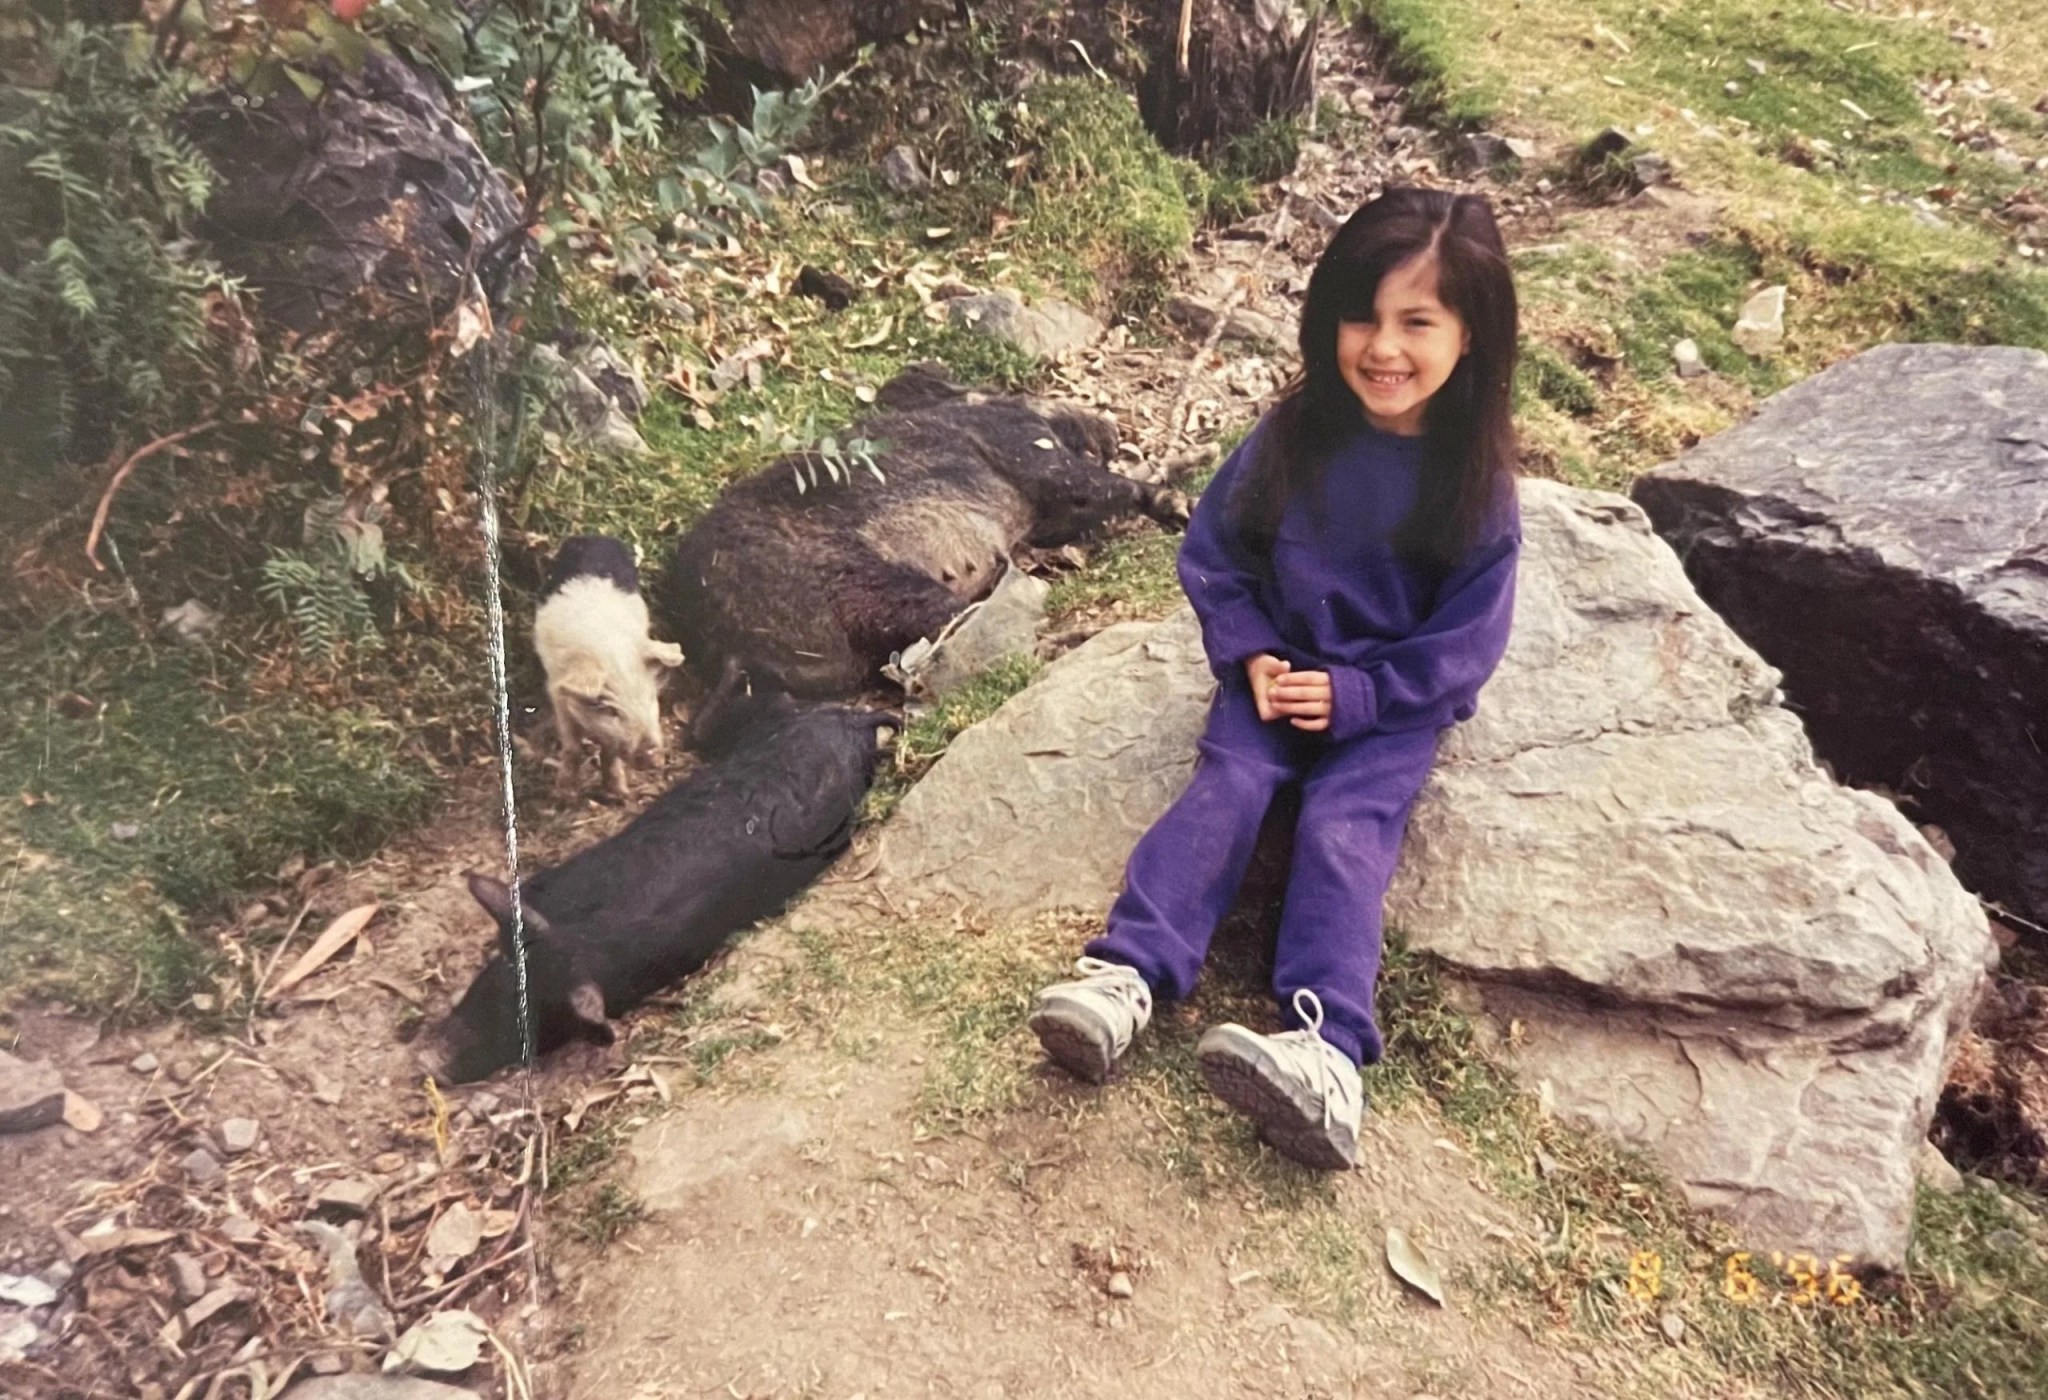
[1086,675,1442,1065]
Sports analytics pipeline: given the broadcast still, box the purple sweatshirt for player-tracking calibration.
[1178,415,1521,744]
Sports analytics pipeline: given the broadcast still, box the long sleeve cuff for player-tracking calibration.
[1197,604,1290,679]
[1325,664,1378,744]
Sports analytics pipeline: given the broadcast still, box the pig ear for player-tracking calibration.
[644,639,684,672]
[465,871,552,943]
[569,982,615,1044]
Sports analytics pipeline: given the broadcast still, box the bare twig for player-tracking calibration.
[85,420,221,572]
[392,1238,534,1311]
[247,897,317,1025]
[1176,0,1196,75]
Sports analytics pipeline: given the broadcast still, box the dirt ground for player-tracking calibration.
[556,884,1677,1400]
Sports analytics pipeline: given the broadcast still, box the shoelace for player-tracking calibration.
[1279,987,1345,1131]
[1074,956,1151,1012]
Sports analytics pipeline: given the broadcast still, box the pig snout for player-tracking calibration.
[632,724,664,767]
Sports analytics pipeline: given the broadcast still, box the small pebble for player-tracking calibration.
[167,1253,208,1303]
[219,1215,260,1244]
[1106,1271,1135,1299]
[128,1053,159,1075]
[312,1179,382,1217]
[218,1118,259,1155]
[181,1149,224,1186]
[108,822,140,842]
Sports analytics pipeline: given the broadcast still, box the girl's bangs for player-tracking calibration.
[1324,249,1401,323]
[1324,240,1445,324]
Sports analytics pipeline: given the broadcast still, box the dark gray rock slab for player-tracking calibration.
[185,50,532,335]
[1632,342,2048,936]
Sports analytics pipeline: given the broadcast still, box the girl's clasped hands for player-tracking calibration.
[1245,654,1332,732]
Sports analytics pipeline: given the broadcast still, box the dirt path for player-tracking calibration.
[558,895,1647,1400]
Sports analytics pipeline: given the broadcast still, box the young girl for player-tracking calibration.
[1028,187,1522,1171]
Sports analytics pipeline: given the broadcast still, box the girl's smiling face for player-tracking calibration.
[1336,252,1470,436]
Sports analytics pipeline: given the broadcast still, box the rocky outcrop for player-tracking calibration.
[185,49,533,336]
[872,480,1996,1267]
[1632,343,2048,940]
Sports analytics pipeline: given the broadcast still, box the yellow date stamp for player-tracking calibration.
[1625,1249,1864,1307]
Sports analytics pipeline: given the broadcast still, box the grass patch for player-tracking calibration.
[1007,80,1205,316]
[1044,528,1185,625]
[565,1181,646,1246]
[0,611,438,1015]
[1370,935,2048,1400]
[1515,341,1601,417]
[1357,0,2048,499]
[1340,0,1503,125]
[1614,242,1781,388]
[1216,115,1304,185]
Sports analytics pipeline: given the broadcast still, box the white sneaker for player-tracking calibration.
[1029,957,1153,1084]
[1197,989,1364,1170]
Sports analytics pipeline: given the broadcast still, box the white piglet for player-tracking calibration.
[534,536,683,798]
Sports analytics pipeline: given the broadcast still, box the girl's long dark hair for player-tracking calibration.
[1231,187,1519,571]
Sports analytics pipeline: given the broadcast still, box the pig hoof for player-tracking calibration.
[1151,490,1192,529]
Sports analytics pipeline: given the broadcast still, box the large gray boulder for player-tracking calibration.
[877,607,1213,911]
[872,479,1995,1267]
[1632,343,2048,939]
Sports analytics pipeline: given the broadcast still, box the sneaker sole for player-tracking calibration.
[1029,1005,1117,1084]
[1198,1031,1359,1171]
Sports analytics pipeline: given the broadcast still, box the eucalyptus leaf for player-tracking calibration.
[1385,1227,1446,1306]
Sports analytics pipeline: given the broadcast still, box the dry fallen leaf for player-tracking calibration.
[383,1308,489,1375]
[562,1083,626,1133]
[425,1203,482,1264]
[266,903,379,997]
[58,1226,178,1263]
[847,316,894,349]
[1385,1227,1446,1306]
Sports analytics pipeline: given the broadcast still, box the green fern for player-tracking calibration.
[259,494,415,659]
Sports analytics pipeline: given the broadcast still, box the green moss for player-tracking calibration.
[1516,342,1601,416]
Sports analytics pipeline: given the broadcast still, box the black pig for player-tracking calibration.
[418,697,893,1084]
[653,364,1189,741]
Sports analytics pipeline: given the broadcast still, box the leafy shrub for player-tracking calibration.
[0,22,233,467]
